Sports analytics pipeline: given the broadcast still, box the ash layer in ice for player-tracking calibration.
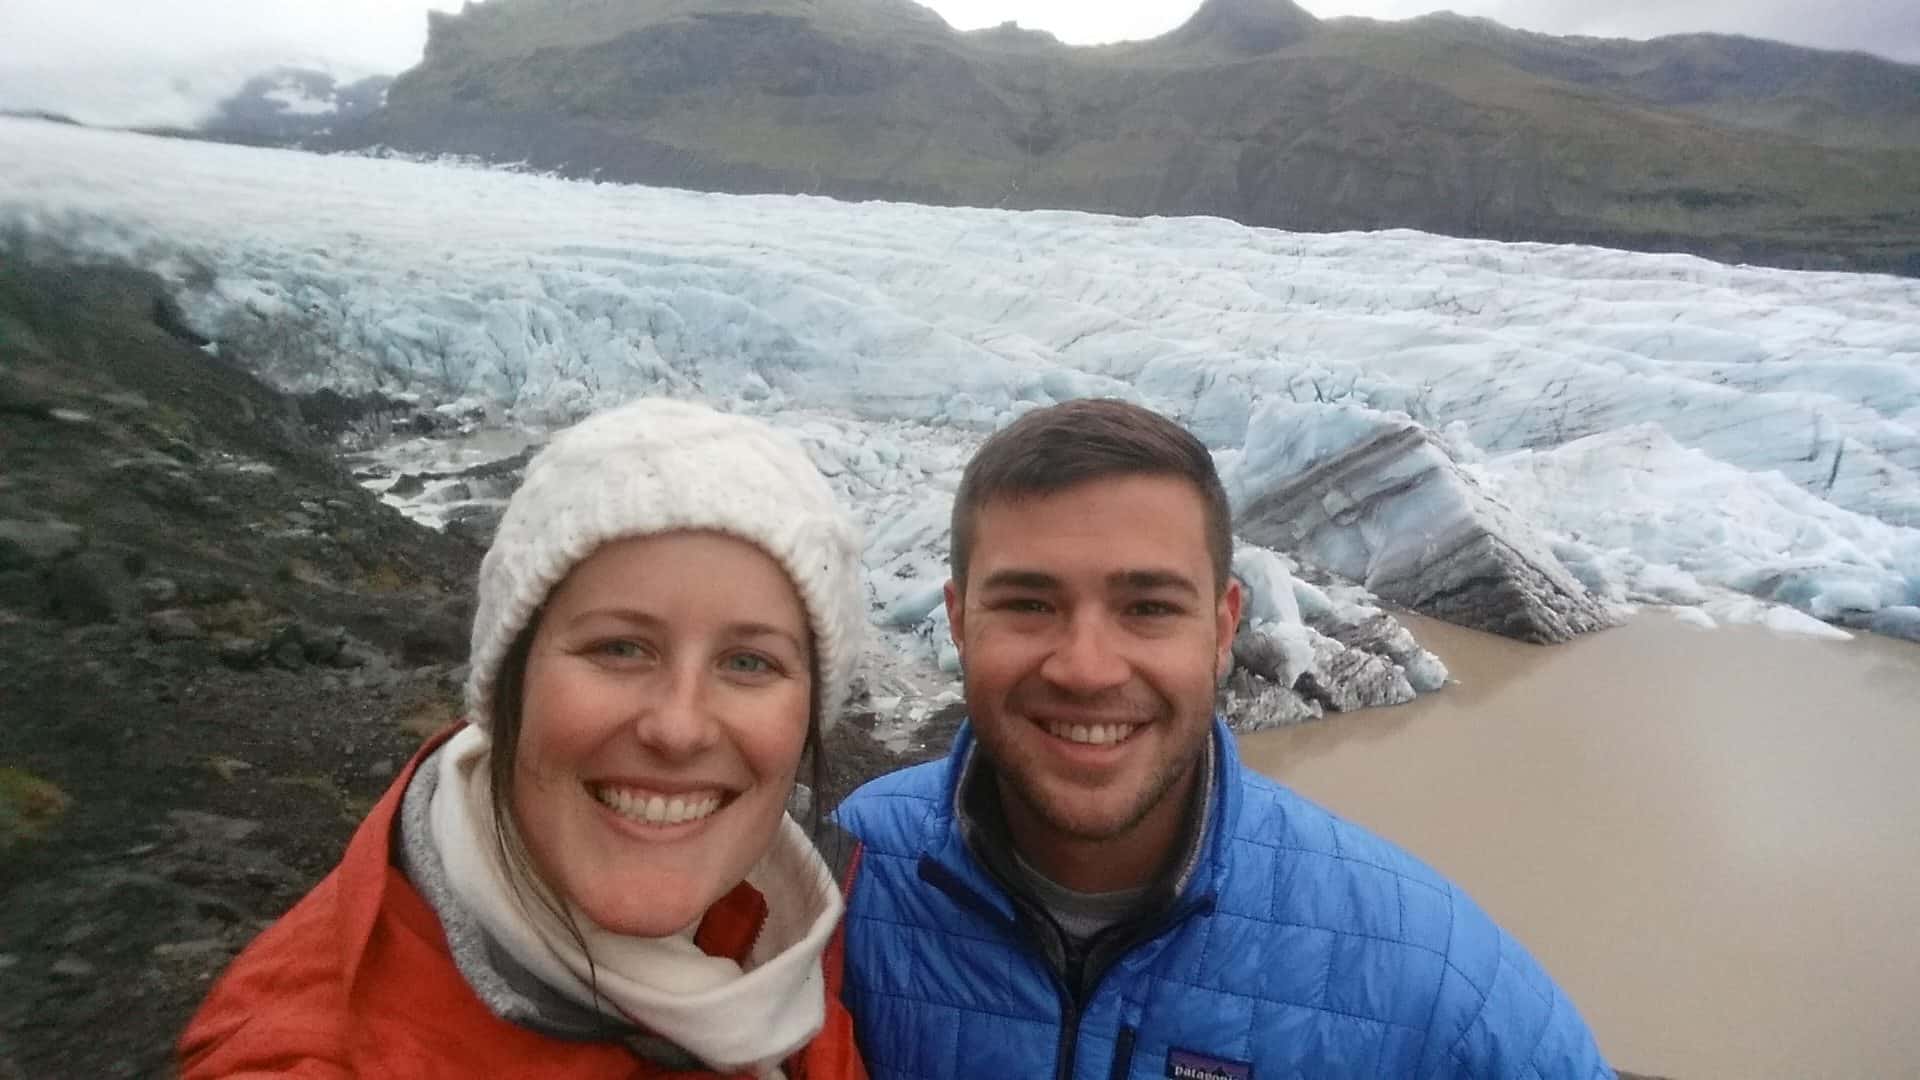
[1232,403,1616,643]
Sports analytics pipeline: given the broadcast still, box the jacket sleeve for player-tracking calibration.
[1419,885,1614,1079]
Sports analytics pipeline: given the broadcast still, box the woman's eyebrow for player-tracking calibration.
[563,607,667,629]
[725,622,809,654]
[565,611,807,654]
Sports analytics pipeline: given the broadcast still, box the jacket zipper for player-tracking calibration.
[1051,982,1082,1080]
[1058,894,1215,1080]
[1109,1026,1138,1080]
[919,858,1214,1080]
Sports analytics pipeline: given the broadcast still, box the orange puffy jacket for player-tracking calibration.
[178,728,867,1080]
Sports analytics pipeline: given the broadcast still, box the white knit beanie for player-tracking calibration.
[464,398,866,735]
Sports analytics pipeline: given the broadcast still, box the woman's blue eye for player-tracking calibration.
[725,652,775,674]
[597,639,645,659]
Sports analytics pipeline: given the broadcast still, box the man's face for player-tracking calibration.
[946,474,1241,865]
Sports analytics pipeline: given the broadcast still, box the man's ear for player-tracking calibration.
[1214,576,1244,681]
[943,579,965,660]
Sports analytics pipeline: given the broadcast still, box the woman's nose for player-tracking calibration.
[631,664,721,759]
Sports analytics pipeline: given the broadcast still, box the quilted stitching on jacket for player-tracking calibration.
[835,720,1613,1080]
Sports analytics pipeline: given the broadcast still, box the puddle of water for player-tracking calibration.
[1239,611,1920,1080]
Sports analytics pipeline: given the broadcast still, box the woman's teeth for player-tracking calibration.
[1044,721,1139,746]
[592,785,722,825]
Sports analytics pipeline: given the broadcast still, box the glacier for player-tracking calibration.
[3,117,1918,702]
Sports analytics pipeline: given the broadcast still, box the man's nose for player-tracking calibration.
[1039,611,1130,695]
[632,664,721,759]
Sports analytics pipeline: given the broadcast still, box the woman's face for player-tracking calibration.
[511,531,813,938]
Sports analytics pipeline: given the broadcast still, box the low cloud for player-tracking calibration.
[1309,0,1920,63]
[0,0,462,74]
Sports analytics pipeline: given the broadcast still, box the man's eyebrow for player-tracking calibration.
[1111,570,1201,598]
[977,569,1060,591]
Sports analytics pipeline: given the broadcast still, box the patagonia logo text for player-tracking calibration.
[1166,1048,1252,1080]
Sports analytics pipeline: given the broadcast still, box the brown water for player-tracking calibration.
[1239,611,1920,1080]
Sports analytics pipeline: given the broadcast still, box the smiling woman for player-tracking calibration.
[508,532,818,940]
[176,398,872,1080]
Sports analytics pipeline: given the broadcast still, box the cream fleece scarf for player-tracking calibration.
[429,726,841,1078]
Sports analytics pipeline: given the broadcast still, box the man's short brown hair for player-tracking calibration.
[949,398,1234,594]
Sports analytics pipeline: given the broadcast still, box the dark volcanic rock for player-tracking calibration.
[386,473,428,498]
[0,571,45,612]
[296,387,445,449]
[151,294,209,348]
[138,577,182,609]
[1318,612,1450,692]
[1296,633,1416,712]
[0,519,83,570]
[44,553,134,625]
[1222,669,1323,730]
[300,625,347,665]
[0,257,483,1077]
[443,503,505,550]
[216,637,268,669]
[146,608,205,642]
[1235,406,1615,644]
[1231,624,1295,685]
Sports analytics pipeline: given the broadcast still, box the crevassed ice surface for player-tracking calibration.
[2,118,1917,638]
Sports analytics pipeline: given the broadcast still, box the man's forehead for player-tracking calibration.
[968,475,1213,562]
[973,472,1209,516]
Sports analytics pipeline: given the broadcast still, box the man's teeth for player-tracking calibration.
[592,786,722,825]
[1044,721,1138,746]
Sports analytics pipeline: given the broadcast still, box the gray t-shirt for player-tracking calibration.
[1010,851,1152,945]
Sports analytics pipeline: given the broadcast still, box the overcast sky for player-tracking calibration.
[0,0,1914,83]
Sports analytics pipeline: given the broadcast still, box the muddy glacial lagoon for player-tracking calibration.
[1243,612,1920,1079]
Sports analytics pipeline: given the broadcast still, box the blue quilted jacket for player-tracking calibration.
[834,718,1613,1080]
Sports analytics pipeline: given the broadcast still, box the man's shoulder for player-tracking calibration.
[1222,767,1611,1077]
[1230,766,1454,886]
[834,757,949,844]
[1221,766,1464,950]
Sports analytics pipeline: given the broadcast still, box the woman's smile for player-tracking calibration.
[588,782,731,827]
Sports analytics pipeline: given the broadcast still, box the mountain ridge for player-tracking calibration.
[323,0,1920,275]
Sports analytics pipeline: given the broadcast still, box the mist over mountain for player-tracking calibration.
[198,68,394,143]
[306,0,1919,275]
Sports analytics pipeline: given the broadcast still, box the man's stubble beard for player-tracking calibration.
[976,682,1210,845]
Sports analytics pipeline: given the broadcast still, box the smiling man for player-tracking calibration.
[834,398,1612,1079]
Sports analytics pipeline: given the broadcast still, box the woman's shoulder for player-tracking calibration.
[178,747,440,1077]
[177,869,357,1078]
